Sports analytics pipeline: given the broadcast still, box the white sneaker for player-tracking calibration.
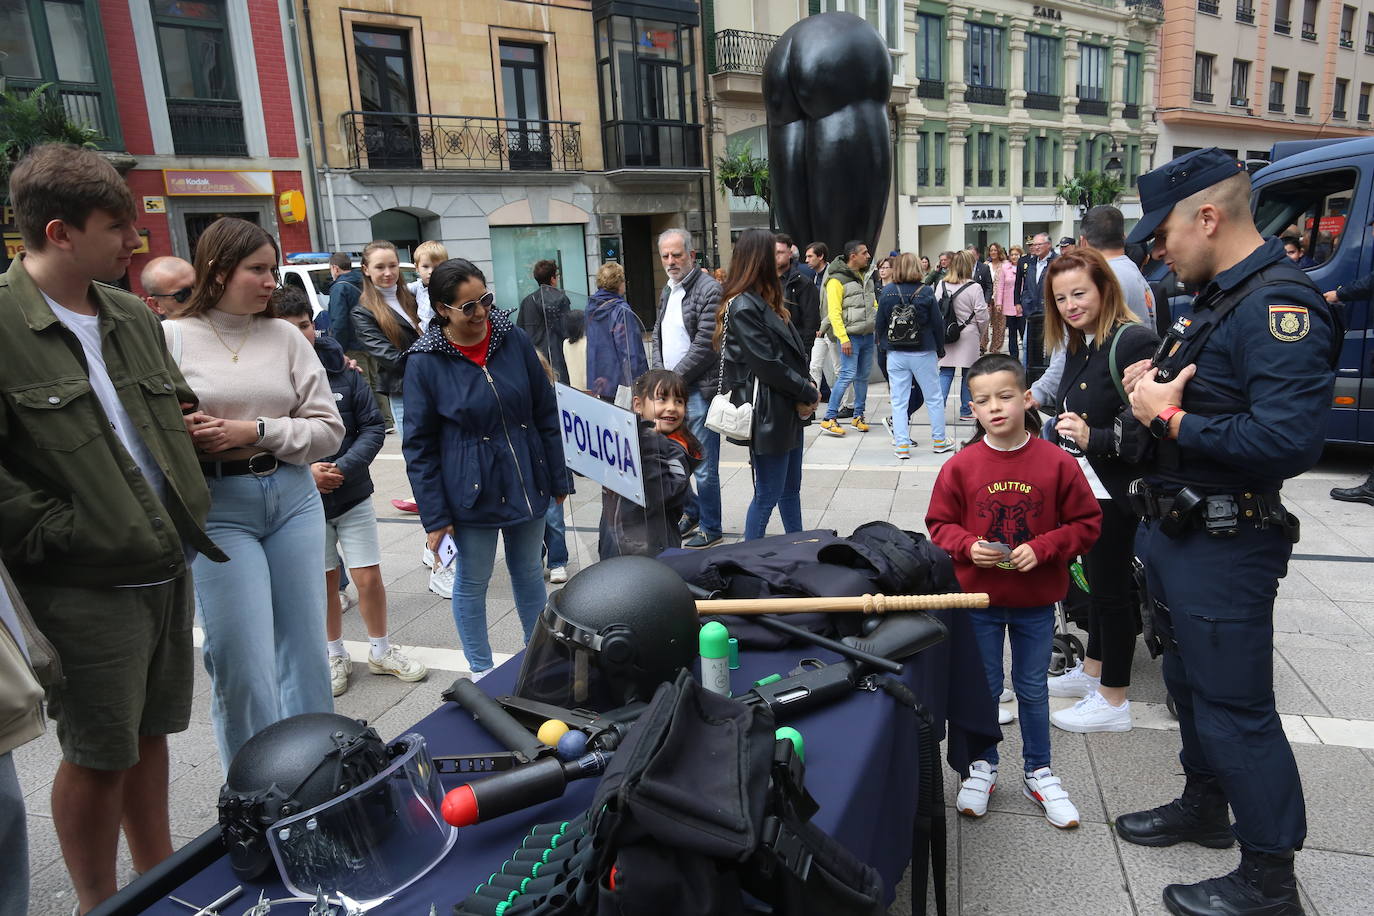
[998,705,1015,725]
[470,668,491,683]
[549,566,568,584]
[1047,661,1100,698]
[882,415,895,442]
[329,655,351,697]
[957,760,997,817]
[999,687,1014,703]
[368,645,429,682]
[1051,690,1132,733]
[1023,767,1080,828]
[421,545,435,569]
[339,590,357,614]
[428,564,454,599]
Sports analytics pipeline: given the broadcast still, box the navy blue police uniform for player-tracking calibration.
[1118,148,1339,916]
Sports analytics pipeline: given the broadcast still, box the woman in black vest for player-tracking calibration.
[1043,247,1159,734]
[713,229,820,540]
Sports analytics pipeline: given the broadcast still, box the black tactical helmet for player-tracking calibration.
[218,713,391,880]
[514,556,699,711]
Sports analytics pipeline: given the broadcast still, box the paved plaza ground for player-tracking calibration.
[15,382,1374,915]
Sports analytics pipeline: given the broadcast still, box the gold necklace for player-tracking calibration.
[205,311,253,363]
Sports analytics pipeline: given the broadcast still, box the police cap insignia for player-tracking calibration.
[1268,305,1310,342]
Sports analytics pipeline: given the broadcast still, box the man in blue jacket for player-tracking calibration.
[1014,232,1056,381]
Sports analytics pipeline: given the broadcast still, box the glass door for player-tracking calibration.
[500,42,551,171]
[354,26,419,168]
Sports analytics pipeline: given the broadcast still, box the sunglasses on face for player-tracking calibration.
[153,287,193,304]
[449,291,495,315]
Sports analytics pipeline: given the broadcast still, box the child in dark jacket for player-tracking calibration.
[598,369,701,559]
[274,289,428,698]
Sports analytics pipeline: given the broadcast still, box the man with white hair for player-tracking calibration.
[651,228,724,548]
[138,256,194,318]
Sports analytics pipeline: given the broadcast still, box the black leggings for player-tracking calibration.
[1083,498,1138,689]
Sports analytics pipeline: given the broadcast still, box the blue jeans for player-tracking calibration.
[543,498,568,568]
[391,396,405,440]
[1005,315,1025,363]
[968,604,1056,773]
[0,752,26,916]
[939,366,972,419]
[193,462,332,766]
[745,445,804,540]
[826,332,874,419]
[887,350,945,446]
[684,390,722,537]
[451,516,547,672]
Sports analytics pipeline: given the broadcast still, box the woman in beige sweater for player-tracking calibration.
[164,217,343,767]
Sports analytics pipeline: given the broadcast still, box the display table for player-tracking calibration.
[92,608,999,915]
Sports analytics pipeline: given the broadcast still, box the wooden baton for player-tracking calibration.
[695,592,989,615]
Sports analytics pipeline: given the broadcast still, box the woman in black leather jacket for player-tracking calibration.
[1044,247,1159,735]
[714,229,820,540]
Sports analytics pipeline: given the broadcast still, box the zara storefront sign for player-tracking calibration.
[555,383,645,507]
[965,206,1008,223]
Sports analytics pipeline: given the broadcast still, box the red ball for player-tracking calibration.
[440,785,478,827]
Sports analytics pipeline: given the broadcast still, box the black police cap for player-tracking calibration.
[1126,147,1248,246]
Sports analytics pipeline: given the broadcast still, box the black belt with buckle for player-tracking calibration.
[201,452,279,478]
[1127,479,1295,541]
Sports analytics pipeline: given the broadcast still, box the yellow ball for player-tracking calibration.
[537,719,570,745]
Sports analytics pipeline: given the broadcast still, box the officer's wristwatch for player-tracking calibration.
[1150,406,1184,440]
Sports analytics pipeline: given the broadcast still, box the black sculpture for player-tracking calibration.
[763,13,892,259]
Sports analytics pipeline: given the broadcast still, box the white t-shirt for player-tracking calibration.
[661,278,692,372]
[44,294,168,506]
[409,279,433,330]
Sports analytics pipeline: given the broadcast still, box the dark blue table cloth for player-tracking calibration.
[118,609,998,914]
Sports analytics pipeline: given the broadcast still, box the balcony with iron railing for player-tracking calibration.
[1231,95,1249,107]
[602,121,703,171]
[1341,30,1355,49]
[1077,86,1109,115]
[1198,0,1220,14]
[965,85,1006,105]
[917,79,945,100]
[711,29,776,74]
[1124,0,1165,19]
[1366,31,1374,51]
[1236,2,1255,23]
[1025,92,1060,111]
[168,99,247,157]
[1194,90,1215,103]
[917,167,947,186]
[6,79,117,148]
[343,111,583,171]
[1276,17,1292,33]
[1302,23,1318,40]
[1296,103,1311,115]
[1359,106,1371,121]
[1123,102,1140,119]
[1334,107,1348,119]
[1269,99,1286,112]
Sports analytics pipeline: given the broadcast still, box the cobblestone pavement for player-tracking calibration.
[16,383,1374,915]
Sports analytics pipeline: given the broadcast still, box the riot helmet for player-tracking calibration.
[514,556,699,711]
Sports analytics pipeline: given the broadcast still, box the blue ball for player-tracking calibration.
[556,729,589,761]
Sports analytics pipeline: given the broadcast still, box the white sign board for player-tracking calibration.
[555,383,644,507]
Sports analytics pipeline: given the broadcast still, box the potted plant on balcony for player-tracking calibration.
[0,82,103,185]
[716,140,770,203]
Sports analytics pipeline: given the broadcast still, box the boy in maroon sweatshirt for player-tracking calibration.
[926,354,1100,829]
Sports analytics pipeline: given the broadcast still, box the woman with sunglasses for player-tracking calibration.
[163,217,344,765]
[402,259,569,679]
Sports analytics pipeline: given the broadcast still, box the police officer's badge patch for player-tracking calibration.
[1268,305,1310,342]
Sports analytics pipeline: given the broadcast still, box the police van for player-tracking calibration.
[1251,138,1374,445]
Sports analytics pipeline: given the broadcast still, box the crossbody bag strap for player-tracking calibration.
[1106,321,1138,407]
[716,297,732,395]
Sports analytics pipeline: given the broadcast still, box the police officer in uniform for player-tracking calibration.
[1118,148,1338,915]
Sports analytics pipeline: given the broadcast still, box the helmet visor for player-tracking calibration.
[266,733,457,905]
[513,602,622,710]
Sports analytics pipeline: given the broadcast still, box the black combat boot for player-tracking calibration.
[1329,472,1374,505]
[1115,773,1234,848]
[1163,848,1303,915]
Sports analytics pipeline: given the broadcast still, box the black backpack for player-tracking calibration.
[938,281,977,345]
[885,287,925,344]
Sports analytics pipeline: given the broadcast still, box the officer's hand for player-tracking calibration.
[1055,412,1090,448]
[1324,289,1340,304]
[1008,544,1039,571]
[1130,364,1195,426]
[842,340,853,356]
[1121,358,1155,395]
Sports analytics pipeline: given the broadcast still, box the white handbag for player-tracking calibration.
[704,299,754,440]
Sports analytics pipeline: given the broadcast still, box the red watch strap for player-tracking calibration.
[1156,406,1184,426]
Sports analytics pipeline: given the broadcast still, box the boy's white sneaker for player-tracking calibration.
[957,760,997,817]
[428,565,454,599]
[1047,661,1100,698]
[1023,767,1080,828]
[549,566,569,584]
[999,687,1014,703]
[329,655,350,697]
[998,705,1015,725]
[1051,690,1133,733]
[421,545,434,569]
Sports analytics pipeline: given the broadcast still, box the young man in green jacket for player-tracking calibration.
[0,145,224,913]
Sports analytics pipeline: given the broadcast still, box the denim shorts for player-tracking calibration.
[324,498,382,571]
